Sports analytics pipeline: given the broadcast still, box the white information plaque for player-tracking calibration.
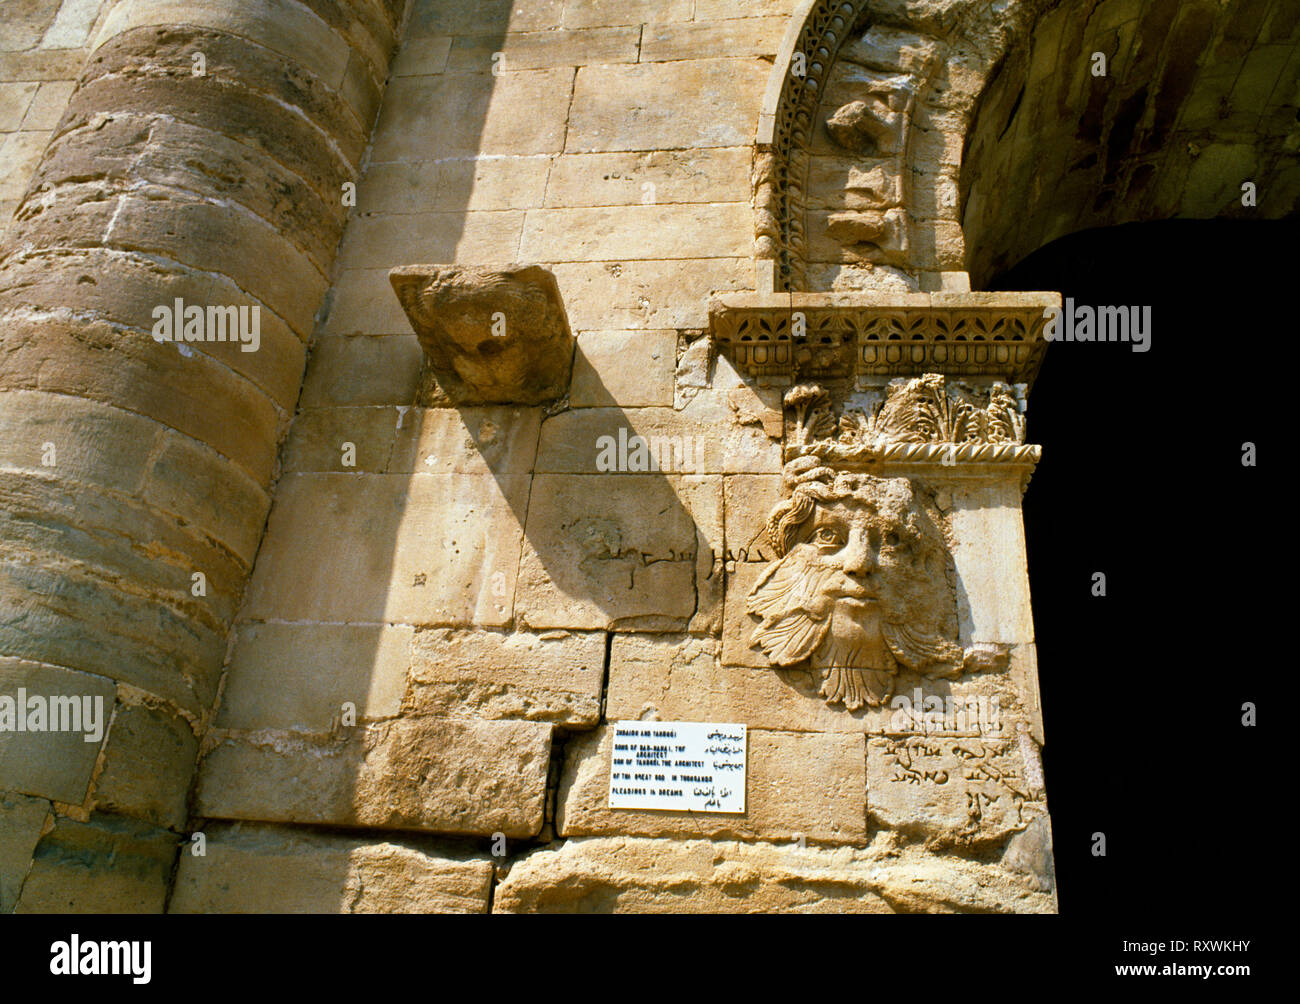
[608,721,746,813]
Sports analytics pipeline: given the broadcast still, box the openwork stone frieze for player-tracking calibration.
[709,292,1059,385]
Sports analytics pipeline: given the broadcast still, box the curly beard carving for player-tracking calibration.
[746,460,968,710]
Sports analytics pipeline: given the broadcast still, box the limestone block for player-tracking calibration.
[610,633,1026,738]
[216,623,414,732]
[337,211,525,274]
[405,628,606,726]
[520,203,751,262]
[720,474,784,669]
[562,0,694,29]
[388,405,542,475]
[493,836,1055,913]
[390,264,575,405]
[370,71,571,161]
[409,0,563,36]
[550,258,752,331]
[570,330,677,408]
[514,474,722,633]
[298,335,424,407]
[695,0,787,16]
[534,399,778,474]
[96,0,352,91]
[170,823,494,914]
[447,27,639,72]
[196,717,552,839]
[0,792,49,913]
[947,478,1035,645]
[557,726,867,845]
[391,36,452,77]
[0,82,38,130]
[318,268,416,337]
[92,701,197,831]
[641,18,787,62]
[242,473,528,627]
[867,735,1047,846]
[0,658,116,805]
[566,61,768,152]
[359,157,552,214]
[544,149,751,208]
[15,813,178,914]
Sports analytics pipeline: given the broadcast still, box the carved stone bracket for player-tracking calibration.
[390,264,574,405]
[708,291,1060,387]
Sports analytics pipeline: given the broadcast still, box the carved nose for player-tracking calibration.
[841,532,874,577]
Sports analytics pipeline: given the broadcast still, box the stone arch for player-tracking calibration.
[961,0,1300,288]
[753,0,1052,293]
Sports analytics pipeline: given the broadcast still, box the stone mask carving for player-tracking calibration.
[747,456,985,710]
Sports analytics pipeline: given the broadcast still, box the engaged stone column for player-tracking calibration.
[0,0,407,912]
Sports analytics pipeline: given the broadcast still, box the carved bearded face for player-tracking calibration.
[746,466,960,710]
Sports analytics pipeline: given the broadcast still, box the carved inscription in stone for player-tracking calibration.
[868,735,1045,844]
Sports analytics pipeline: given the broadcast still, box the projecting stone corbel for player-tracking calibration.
[389,264,575,405]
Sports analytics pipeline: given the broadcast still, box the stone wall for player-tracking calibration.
[12,0,1285,913]
[0,0,115,235]
[168,0,1054,914]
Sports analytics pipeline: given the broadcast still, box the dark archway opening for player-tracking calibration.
[992,218,1291,919]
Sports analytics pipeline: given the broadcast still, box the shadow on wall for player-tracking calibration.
[179,0,712,913]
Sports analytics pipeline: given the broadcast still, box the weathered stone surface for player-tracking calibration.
[298,335,424,407]
[216,623,413,733]
[570,330,677,408]
[15,813,178,914]
[641,17,787,62]
[170,822,494,913]
[447,27,639,72]
[92,701,197,831]
[610,632,1026,739]
[550,258,752,331]
[565,61,768,152]
[558,726,868,845]
[196,717,551,839]
[514,474,722,633]
[494,836,1056,913]
[391,34,452,77]
[535,398,778,474]
[868,734,1047,846]
[241,473,528,627]
[543,149,752,208]
[405,628,606,726]
[335,211,525,274]
[370,70,572,161]
[0,791,49,913]
[318,268,416,337]
[947,479,1035,645]
[562,0,694,30]
[0,658,116,805]
[359,157,551,214]
[390,264,575,405]
[520,203,751,262]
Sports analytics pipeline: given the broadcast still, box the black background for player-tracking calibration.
[996,218,1284,922]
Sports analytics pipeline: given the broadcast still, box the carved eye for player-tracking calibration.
[814,526,842,547]
[885,532,900,548]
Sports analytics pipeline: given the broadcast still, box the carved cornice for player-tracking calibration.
[709,292,1060,387]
